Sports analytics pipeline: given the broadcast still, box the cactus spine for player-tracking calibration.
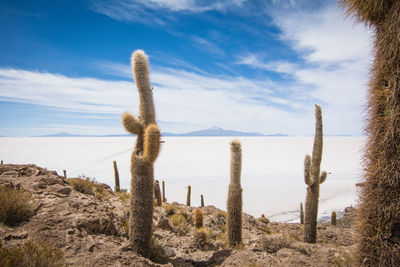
[194,209,204,229]
[201,194,204,208]
[113,160,120,192]
[303,104,327,243]
[162,180,166,202]
[300,202,304,224]
[154,180,162,207]
[227,139,242,247]
[186,185,191,206]
[341,1,400,264]
[331,211,337,226]
[122,50,161,257]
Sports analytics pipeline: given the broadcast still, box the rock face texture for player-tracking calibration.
[1,164,357,266]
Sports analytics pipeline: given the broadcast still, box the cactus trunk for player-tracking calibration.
[227,139,242,247]
[63,170,66,179]
[340,1,400,264]
[122,50,161,258]
[113,161,120,192]
[331,211,337,226]
[304,105,327,243]
[162,180,166,202]
[186,185,191,206]
[201,194,204,208]
[154,180,162,206]
[300,202,304,224]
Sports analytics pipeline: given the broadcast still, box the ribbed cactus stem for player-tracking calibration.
[304,104,327,244]
[300,202,304,224]
[194,209,204,229]
[201,194,204,208]
[154,180,162,206]
[227,139,242,247]
[113,161,120,192]
[186,185,191,206]
[162,180,166,202]
[122,50,161,257]
[331,211,337,226]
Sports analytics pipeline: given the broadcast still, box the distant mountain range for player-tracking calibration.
[37,127,287,137]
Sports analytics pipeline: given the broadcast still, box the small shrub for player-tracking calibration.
[193,227,209,248]
[0,186,34,226]
[163,204,177,217]
[332,249,353,267]
[116,191,130,202]
[259,226,271,234]
[148,237,168,264]
[261,233,311,255]
[67,177,94,195]
[259,214,270,225]
[169,214,188,236]
[0,240,65,267]
[193,209,204,229]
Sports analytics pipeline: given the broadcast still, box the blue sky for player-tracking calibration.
[0,0,372,136]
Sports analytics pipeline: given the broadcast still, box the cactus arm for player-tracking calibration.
[122,112,142,135]
[304,155,314,186]
[143,124,161,163]
[131,50,156,126]
[319,171,327,184]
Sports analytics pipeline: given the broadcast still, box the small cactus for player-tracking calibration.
[162,180,166,202]
[186,185,191,206]
[201,194,204,208]
[227,139,242,247]
[331,211,337,226]
[63,170,66,179]
[154,180,162,206]
[300,203,304,225]
[113,160,120,192]
[122,50,161,257]
[303,105,327,243]
[194,208,204,229]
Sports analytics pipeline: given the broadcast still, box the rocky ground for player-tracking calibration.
[0,164,356,266]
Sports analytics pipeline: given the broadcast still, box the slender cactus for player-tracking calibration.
[186,185,191,206]
[154,180,162,206]
[122,50,161,257]
[63,170,66,179]
[304,105,327,243]
[331,211,337,226]
[201,194,204,208]
[113,160,120,192]
[300,202,304,224]
[227,139,242,247]
[162,180,166,202]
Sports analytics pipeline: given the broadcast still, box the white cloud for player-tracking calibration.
[0,66,318,136]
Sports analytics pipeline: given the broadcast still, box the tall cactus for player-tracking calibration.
[186,185,191,206]
[227,139,242,247]
[300,202,304,225]
[303,104,327,243]
[200,194,204,208]
[121,50,161,257]
[113,160,120,192]
[341,1,400,265]
[162,180,166,202]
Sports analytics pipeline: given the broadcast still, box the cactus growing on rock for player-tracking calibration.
[227,139,242,247]
[113,161,120,192]
[186,185,191,206]
[331,211,337,226]
[201,194,204,208]
[300,203,304,225]
[194,209,204,229]
[122,50,161,257]
[162,180,166,203]
[341,1,400,265]
[154,180,162,207]
[303,104,327,243]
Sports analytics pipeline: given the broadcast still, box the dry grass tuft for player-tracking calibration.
[163,204,178,217]
[0,186,34,226]
[0,240,64,267]
[332,249,354,267]
[147,237,168,264]
[67,177,95,195]
[193,227,211,248]
[261,233,311,256]
[169,214,188,236]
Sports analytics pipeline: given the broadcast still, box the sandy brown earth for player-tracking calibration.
[0,164,356,266]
